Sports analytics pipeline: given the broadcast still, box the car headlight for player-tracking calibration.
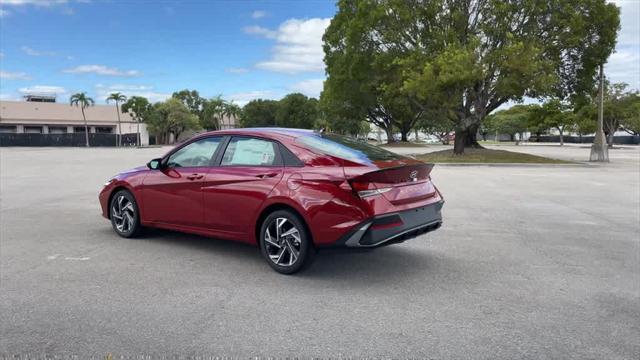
[104,178,116,187]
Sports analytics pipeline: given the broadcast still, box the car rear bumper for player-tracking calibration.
[334,201,444,248]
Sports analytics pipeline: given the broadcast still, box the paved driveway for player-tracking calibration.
[1,145,638,358]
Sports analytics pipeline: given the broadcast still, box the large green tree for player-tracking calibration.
[620,96,640,136]
[576,82,640,146]
[275,93,319,129]
[322,0,425,142]
[485,105,533,144]
[240,99,279,128]
[222,102,242,129]
[121,96,151,147]
[324,0,620,153]
[525,104,547,142]
[574,108,598,142]
[147,98,200,144]
[539,100,574,146]
[172,89,204,115]
[69,92,95,147]
[201,96,226,130]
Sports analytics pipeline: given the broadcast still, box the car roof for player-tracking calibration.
[200,127,317,141]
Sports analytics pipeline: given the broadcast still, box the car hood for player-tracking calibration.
[115,165,148,178]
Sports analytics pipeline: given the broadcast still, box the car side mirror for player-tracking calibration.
[147,158,163,170]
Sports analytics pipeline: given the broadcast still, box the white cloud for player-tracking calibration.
[95,84,170,103]
[289,78,324,98]
[245,18,331,74]
[0,70,32,80]
[243,25,277,38]
[0,93,21,101]
[610,0,639,46]
[251,10,267,19]
[0,0,69,6]
[18,85,66,96]
[226,67,249,74]
[1,0,87,16]
[21,46,57,56]
[606,0,640,90]
[64,65,141,77]
[605,49,640,90]
[225,90,276,106]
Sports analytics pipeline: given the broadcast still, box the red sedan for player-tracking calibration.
[99,128,444,274]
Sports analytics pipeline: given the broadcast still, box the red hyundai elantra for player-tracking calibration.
[99,128,443,274]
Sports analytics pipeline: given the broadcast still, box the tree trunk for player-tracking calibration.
[606,132,614,148]
[453,123,482,155]
[116,102,122,147]
[559,130,564,146]
[82,107,89,147]
[414,128,419,142]
[384,126,395,143]
[453,129,466,155]
[400,130,408,142]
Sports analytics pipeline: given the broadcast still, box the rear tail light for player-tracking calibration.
[349,180,391,198]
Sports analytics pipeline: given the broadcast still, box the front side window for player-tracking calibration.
[221,137,279,166]
[167,137,222,168]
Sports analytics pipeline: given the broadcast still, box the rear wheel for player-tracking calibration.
[259,210,315,274]
[109,190,142,238]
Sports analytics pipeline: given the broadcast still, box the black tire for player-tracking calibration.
[259,210,316,274]
[109,189,142,238]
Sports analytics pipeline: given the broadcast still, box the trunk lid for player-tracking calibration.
[345,162,437,205]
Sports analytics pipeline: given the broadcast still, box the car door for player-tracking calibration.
[143,136,224,227]
[202,136,284,238]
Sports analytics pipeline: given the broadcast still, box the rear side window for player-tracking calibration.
[296,134,404,164]
[279,143,304,167]
[221,137,281,166]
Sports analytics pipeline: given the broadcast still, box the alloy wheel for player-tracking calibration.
[264,217,302,267]
[111,195,135,233]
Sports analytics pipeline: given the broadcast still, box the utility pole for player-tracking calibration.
[590,64,609,162]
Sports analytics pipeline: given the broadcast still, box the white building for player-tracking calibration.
[0,99,149,146]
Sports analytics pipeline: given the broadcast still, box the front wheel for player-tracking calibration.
[259,210,315,274]
[109,190,142,238]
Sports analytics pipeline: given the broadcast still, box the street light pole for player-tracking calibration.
[590,63,609,162]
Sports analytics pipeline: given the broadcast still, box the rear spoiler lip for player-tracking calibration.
[346,163,435,184]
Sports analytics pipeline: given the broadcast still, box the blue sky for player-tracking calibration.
[0,0,638,106]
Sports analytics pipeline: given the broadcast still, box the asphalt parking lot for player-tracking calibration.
[1,144,639,358]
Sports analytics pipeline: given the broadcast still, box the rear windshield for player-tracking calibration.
[296,134,404,164]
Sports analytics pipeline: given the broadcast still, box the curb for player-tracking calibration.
[431,162,596,167]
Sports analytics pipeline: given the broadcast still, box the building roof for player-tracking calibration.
[0,100,136,124]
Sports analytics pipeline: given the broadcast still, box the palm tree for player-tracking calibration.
[106,92,127,147]
[222,102,242,129]
[70,92,95,147]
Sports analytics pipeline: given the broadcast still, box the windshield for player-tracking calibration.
[296,134,405,164]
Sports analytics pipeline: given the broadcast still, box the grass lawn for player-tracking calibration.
[415,147,571,164]
[478,140,517,145]
[379,141,429,147]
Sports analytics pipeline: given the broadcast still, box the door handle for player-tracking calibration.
[186,173,204,180]
[256,172,278,179]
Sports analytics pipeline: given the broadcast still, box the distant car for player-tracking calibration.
[99,128,444,274]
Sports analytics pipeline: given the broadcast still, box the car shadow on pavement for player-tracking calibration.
[99,226,446,282]
[303,246,444,283]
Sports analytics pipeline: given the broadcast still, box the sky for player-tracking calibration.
[0,0,638,106]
